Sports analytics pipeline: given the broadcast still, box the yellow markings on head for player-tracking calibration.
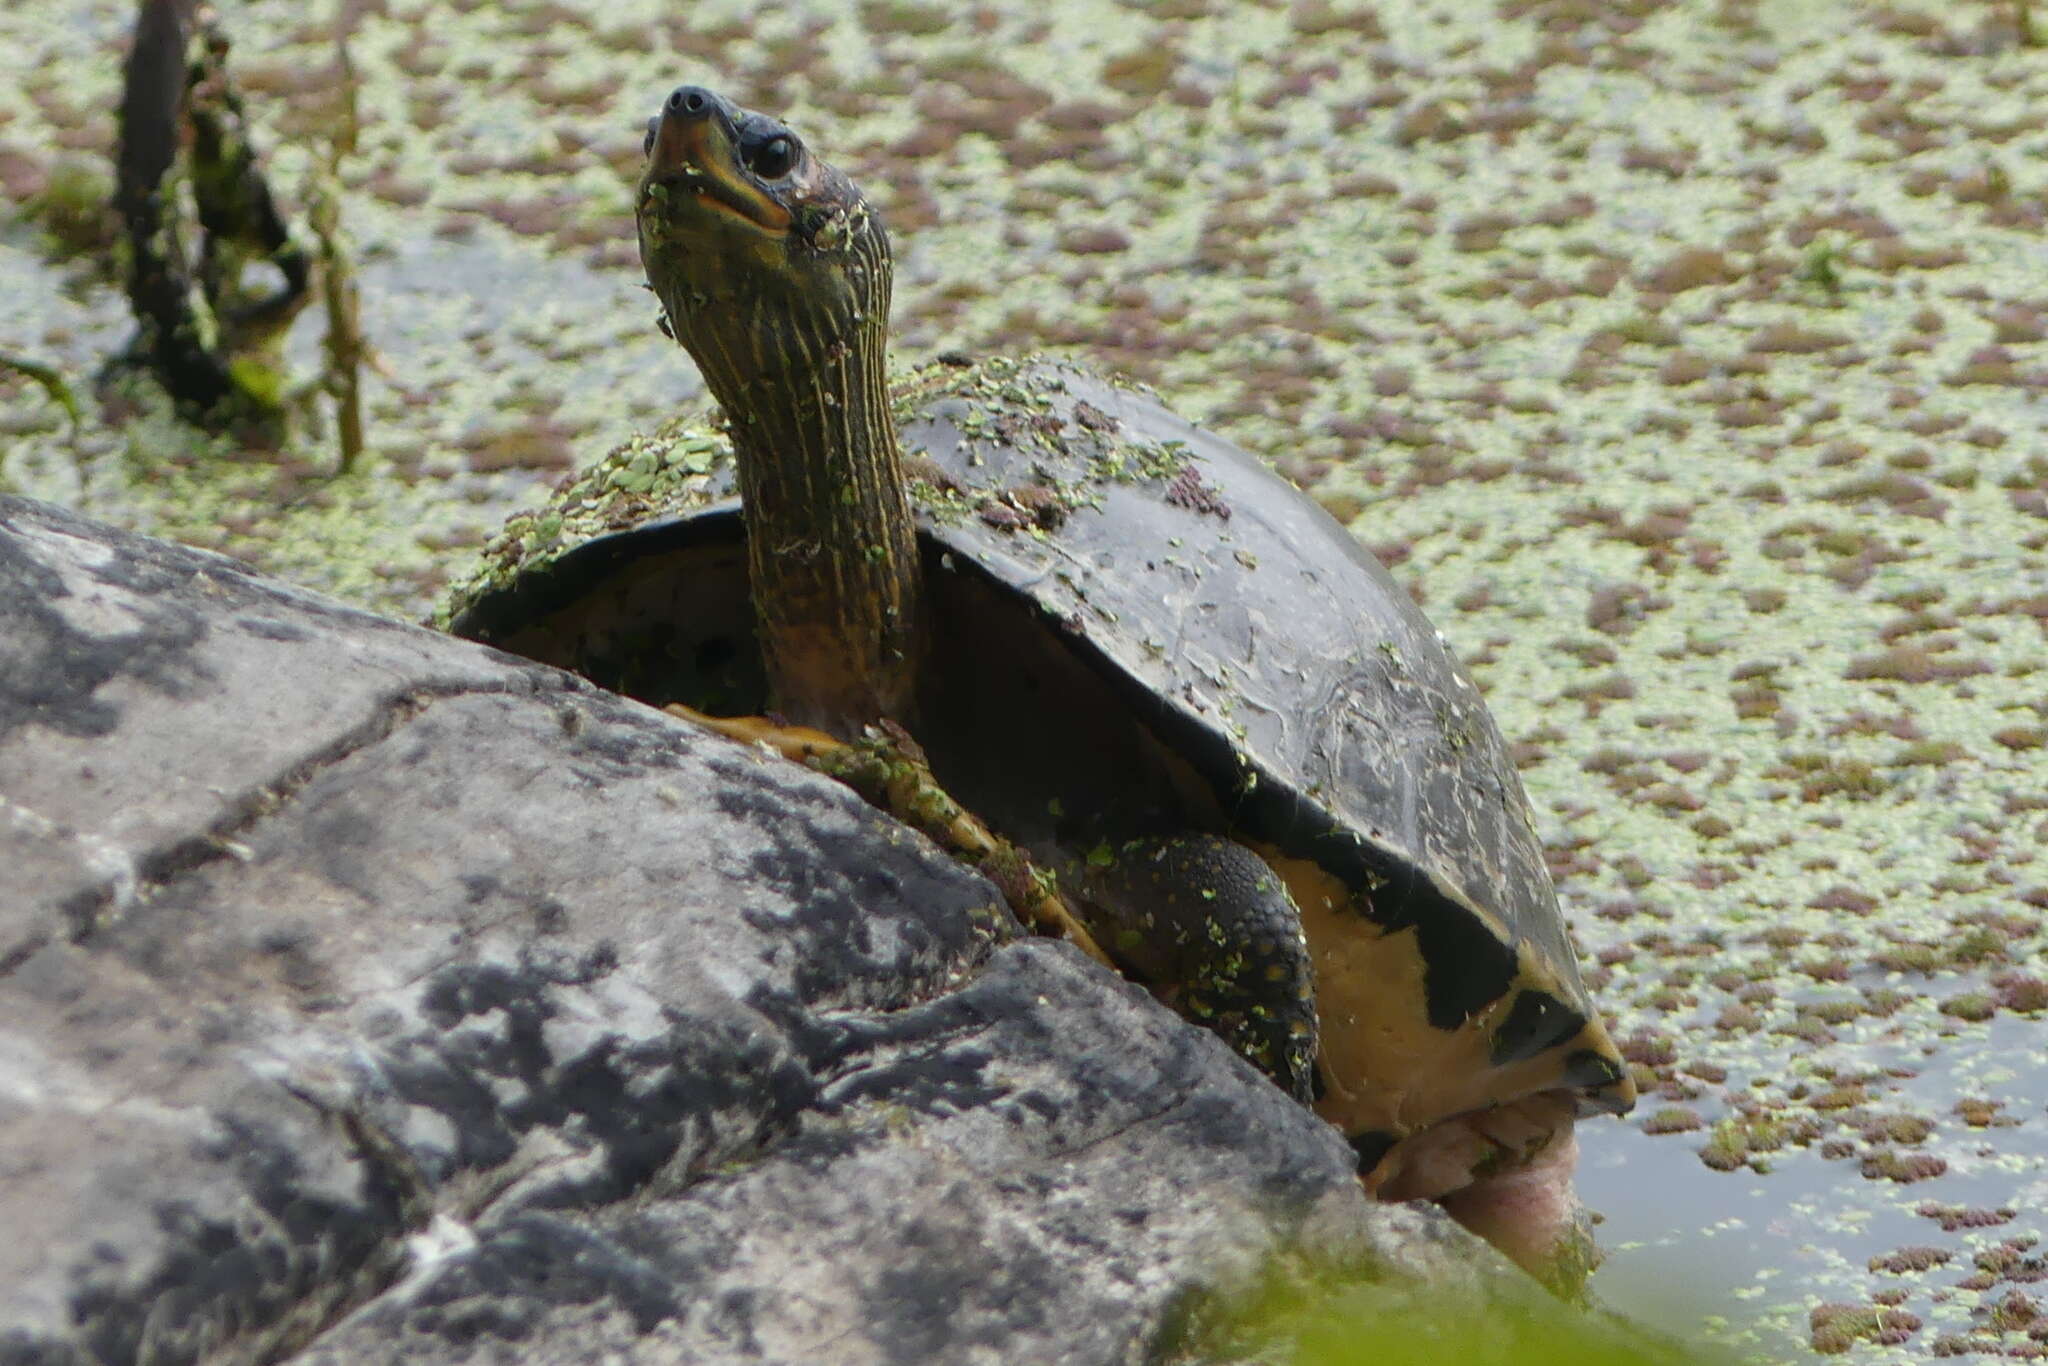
[692,188,793,239]
[646,111,793,237]
[748,232,792,273]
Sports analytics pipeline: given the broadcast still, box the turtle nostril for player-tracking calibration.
[685,91,707,112]
[668,86,710,116]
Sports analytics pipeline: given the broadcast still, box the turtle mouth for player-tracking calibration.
[643,93,793,238]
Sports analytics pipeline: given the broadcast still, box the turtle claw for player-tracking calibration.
[662,703,1114,968]
[662,702,840,762]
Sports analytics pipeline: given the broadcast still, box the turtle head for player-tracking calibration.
[636,86,889,397]
[632,85,919,735]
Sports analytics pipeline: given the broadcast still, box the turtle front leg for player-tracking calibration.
[1078,835,1320,1104]
[1378,1095,1596,1296]
[666,704,843,762]
[664,704,1113,968]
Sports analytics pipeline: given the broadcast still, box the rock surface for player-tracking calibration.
[0,494,1651,1365]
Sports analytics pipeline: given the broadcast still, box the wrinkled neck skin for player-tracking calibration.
[649,229,922,738]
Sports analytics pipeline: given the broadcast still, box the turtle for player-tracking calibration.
[443,84,1636,1279]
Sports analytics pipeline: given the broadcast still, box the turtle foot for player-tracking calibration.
[662,702,841,761]
[662,705,1113,968]
[1438,1127,1594,1298]
[1368,1093,1595,1296]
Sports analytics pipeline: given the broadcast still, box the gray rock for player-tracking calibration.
[0,495,1663,1365]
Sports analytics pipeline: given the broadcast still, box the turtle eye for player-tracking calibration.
[642,116,657,157]
[748,135,797,179]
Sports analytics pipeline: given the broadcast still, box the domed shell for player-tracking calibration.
[445,357,1634,1134]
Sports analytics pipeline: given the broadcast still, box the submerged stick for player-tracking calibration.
[113,0,309,426]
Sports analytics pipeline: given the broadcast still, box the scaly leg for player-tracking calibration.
[1079,834,1319,1103]
[664,704,1113,968]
